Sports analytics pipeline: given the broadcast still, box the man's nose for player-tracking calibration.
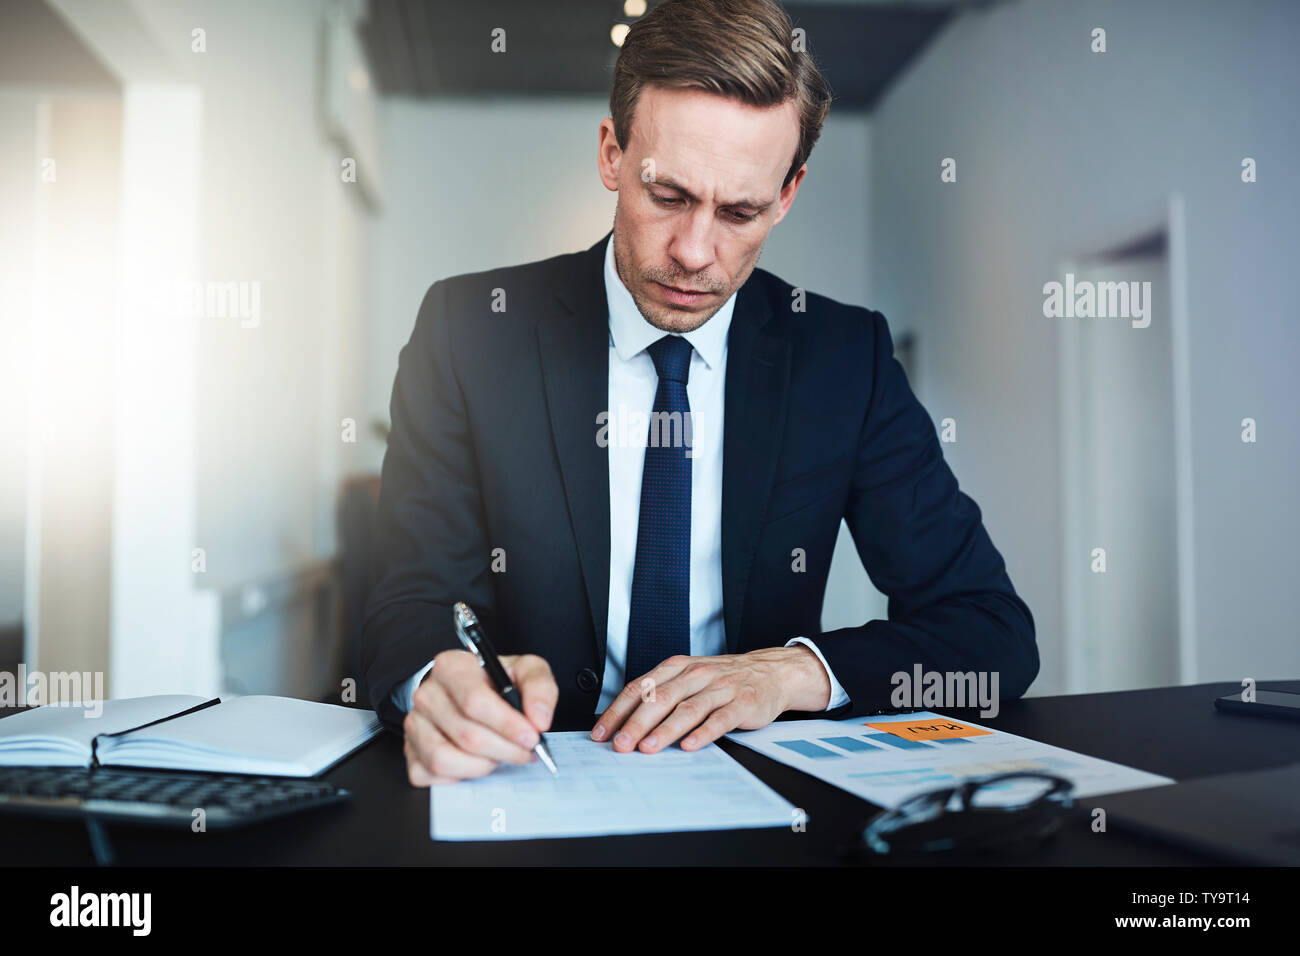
[667,211,716,277]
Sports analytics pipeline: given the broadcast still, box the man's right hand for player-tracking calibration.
[403,649,558,787]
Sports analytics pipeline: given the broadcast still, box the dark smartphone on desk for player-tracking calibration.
[1214,689,1300,722]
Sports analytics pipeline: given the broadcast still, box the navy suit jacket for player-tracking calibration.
[362,231,1038,734]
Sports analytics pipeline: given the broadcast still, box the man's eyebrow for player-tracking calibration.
[647,174,774,211]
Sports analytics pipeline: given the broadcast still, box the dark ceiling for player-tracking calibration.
[0,0,118,91]
[358,0,975,112]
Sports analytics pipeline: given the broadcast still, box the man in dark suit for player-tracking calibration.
[363,0,1037,786]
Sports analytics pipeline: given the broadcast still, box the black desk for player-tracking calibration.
[3,680,1298,866]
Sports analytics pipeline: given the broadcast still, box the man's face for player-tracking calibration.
[598,86,806,333]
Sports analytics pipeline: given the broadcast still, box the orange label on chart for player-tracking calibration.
[863,719,992,741]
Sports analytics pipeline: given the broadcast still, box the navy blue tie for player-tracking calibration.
[626,334,694,682]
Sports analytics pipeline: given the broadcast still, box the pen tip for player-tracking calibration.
[537,746,558,776]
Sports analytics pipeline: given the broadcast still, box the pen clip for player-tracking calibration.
[453,601,485,664]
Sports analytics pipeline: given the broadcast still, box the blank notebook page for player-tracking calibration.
[97,695,381,776]
[0,696,208,766]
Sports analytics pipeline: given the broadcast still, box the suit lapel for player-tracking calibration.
[722,277,790,653]
[541,234,612,668]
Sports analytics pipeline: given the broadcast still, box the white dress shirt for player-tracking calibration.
[391,235,849,715]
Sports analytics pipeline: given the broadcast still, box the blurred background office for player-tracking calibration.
[0,0,1295,706]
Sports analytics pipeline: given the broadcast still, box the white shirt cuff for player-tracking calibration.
[391,658,437,714]
[784,637,850,710]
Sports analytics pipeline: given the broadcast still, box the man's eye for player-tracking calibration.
[728,210,756,223]
[652,193,682,207]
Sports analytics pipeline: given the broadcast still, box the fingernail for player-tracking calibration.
[591,724,606,741]
[643,735,657,749]
[518,732,537,749]
[614,732,631,749]
[531,703,552,722]
[683,736,696,748]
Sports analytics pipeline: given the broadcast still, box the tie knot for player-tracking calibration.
[647,334,693,385]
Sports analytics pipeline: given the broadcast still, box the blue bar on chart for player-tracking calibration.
[774,739,841,759]
[819,736,880,753]
[933,738,973,745]
[864,733,933,751]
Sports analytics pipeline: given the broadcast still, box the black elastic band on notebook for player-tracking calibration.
[89,697,222,769]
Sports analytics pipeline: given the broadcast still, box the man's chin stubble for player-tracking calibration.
[634,295,724,334]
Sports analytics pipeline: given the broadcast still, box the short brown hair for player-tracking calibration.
[610,0,832,188]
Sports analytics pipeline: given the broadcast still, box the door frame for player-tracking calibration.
[1057,193,1195,692]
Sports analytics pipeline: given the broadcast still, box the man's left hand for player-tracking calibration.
[590,646,831,753]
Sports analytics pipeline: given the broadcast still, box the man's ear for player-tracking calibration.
[597,118,622,192]
[772,163,808,226]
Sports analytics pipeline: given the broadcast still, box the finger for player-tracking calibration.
[422,652,542,753]
[680,703,746,751]
[636,686,731,753]
[405,710,499,780]
[608,659,716,752]
[446,673,542,752]
[438,705,536,765]
[404,739,436,787]
[403,738,458,787]
[506,654,558,733]
[595,660,681,743]
[592,656,691,742]
[637,686,731,753]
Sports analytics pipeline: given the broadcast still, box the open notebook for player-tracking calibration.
[0,695,381,777]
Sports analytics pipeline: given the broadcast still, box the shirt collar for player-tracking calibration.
[604,232,735,371]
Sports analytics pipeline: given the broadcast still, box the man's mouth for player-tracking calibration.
[655,282,713,306]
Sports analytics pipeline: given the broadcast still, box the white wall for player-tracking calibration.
[871,0,1300,692]
[365,94,617,450]
[0,0,120,629]
[0,92,38,627]
[366,95,883,632]
[24,0,375,695]
[124,0,374,588]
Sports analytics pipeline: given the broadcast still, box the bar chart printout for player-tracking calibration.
[727,712,1173,809]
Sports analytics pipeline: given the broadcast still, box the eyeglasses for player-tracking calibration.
[851,771,1075,858]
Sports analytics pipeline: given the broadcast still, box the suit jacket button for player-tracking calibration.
[576,668,599,693]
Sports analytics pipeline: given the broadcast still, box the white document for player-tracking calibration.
[726,711,1173,809]
[430,731,798,840]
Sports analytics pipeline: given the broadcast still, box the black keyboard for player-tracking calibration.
[0,765,350,828]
